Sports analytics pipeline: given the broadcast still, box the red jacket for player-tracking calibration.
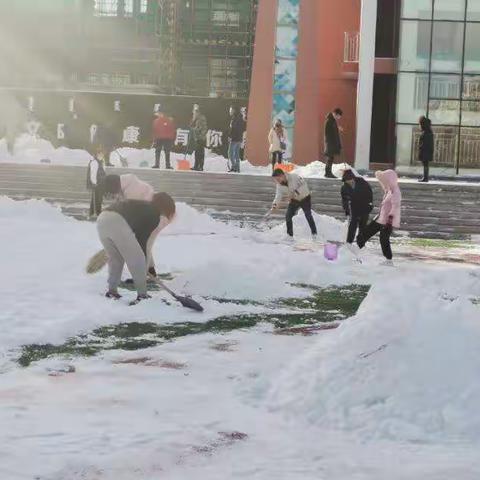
[153,114,176,140]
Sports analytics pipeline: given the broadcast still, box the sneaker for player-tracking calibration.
[380,259,394,267]
[105,291,122,300]
[324,172,337,179]
[129,293,152,306]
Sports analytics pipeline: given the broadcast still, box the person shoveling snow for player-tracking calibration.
[270,168,317,241]
[96,193,176,305]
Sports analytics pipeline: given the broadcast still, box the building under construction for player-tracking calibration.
[0,0,258,99]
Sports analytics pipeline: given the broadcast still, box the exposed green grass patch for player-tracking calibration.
[401,238,474,249]
[17,284,370,367]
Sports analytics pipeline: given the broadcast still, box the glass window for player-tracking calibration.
[429,74,461,99]
[396,125,416,166]
[428,99,460,124]
[460,127,480,167]
[94,0,118,17]
[467,0,480,20]
[431,21,464,73]
[461,101,480,126]
[401,0,432,19]
[463,76,480,99]
[464,23,480,73]
[397,73,429,123]
[434,0,465,20]
[398,20,431,72]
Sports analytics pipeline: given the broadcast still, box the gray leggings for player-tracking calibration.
[97,211,147,296]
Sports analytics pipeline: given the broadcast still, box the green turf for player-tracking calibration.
[17,284,370,367]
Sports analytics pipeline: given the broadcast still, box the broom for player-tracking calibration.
[86,249,108,274]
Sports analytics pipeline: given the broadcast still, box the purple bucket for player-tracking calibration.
[324,242,338,261]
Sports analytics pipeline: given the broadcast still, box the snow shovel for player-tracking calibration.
[113,149,128,167]
[155,279,204,312]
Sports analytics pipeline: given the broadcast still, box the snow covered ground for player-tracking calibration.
[0,135,347,178]
[1,197,480,479]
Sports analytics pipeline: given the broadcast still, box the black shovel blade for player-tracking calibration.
[175,295,204,312]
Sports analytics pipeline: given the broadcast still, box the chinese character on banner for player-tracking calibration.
[26,120,41,137]
[90,124,98,143]
[114,100,121,112]
[206,129,223,149]
[57,124,65,140]
[241,106,247,121]
[28,97,34,112]
[154,103,161,113]
[122,126,140,144]
[175,128,190,146]
[68,98,75,113]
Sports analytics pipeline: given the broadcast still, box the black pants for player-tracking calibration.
[286,195,317,237]
[155,139,172,168]
[346,213,369,244]
[422,162,429,181]
[357,220,392,260]
[89,185,104,217]
[193,144,205,171]
[325,155,335,176]
[272,151,283,168]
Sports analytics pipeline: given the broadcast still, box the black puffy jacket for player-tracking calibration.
[324,113,342,157]
[341,177,373,216]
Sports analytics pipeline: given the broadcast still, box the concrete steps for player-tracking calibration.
[1,163,479,240]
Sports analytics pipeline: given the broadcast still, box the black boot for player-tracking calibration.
[325,159,337,179]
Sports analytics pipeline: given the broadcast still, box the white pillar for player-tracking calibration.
[354,0,378,171]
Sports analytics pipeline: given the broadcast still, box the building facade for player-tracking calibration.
[2,0,480,173]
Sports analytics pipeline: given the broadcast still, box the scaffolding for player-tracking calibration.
[0,0,258,98]
[157,0,258,98]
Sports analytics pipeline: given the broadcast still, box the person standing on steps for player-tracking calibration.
[324,108,343,179]
[356,170,402,266]
[228,106,246,173]
[271,168,317,240]
[87,147,107,220]
[418,116,434,183]
[341,169,373,247]
[190,104,208,171]
[268,119,287,170]
[152,109,176,169]
[96,193,176,306]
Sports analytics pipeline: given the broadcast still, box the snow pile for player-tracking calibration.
[2,135,354,178]
[268,270,480,444]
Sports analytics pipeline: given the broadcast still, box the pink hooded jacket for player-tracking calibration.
[375,170,402,228]
[120,174,155,202]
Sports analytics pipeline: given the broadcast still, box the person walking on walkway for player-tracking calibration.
[341,169,373,246]
[152,110,176,169]
[271,168,317,239]
[96,193,176,305]
[268,119,286,170]
[228,106,246,173]
[87,148,106,220]
[324,108,343,179]
[356,170,402,266]
[418,116,434,183]
[191,104,208,171]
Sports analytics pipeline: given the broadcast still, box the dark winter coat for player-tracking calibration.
[341,177,373,216]
[229,113,246,142]
[107,200,161,256]
[324,113,342,157]
[419,130,434,163]
[191,113,208,146]
[86,158,106,191]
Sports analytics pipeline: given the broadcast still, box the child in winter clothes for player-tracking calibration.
[341,169,373,245]
[271,168,317,238]
[357,169,401,265]
[87,149,106,219]
[96,193,176,305]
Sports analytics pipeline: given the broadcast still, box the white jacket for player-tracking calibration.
[273,173,310,206]
[268,127,286,153]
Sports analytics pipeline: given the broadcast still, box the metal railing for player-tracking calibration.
[412,128,480,168]
[344,32,360,63]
